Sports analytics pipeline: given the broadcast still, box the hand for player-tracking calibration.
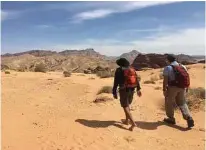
[137,90,142,97]
[163,90,168,97]
[113,94,118,99]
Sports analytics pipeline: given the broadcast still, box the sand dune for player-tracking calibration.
[2,64,205,150]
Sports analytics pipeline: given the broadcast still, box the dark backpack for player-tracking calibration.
[169,64,190,88]
[122,67,138,88]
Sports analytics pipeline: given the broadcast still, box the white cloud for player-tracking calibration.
[36,25,52,29]
[48,27,205,56]
[72,9,114,23]
[1,10,21,22]
[72,1,178,22]
[1,10,8,21]
[130,28,205,54]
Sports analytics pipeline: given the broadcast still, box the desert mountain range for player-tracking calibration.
[1,49,205,72]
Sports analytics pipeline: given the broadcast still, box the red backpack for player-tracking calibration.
[123,67,138,88]
[169,64,190,88]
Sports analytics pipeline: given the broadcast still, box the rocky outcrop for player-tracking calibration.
[198,60,205,64]
[118,50,141,63]
[132,54,197,70]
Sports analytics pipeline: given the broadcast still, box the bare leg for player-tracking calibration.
[123,107,137,131]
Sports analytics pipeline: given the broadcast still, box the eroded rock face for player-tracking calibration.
[198,60,205,64]
[132,54,197,70]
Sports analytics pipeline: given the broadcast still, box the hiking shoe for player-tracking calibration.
[187,117,194,128]
[163,118,176,125]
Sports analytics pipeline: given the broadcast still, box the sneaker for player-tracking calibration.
[187,117,194,128]
[163,118,176,125]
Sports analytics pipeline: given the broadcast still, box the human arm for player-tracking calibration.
[112,69,120,99]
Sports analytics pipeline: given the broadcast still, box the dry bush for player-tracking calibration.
[124,136,136,143]
[96,70,114,78]
[97,86,113,95]
[150,75,159,82]
[94,95,113,103]
[154,87,162,90]
[77,74,85,76]
[5,71,10,74]
[161,87,205,111]
[34,63,47,73]
[144,80,156,84]
[159,68,164,72]
[159,73,164,80]
[186,66,191,70]
[88,77,95,80]
[63,71,71,77]
[137,74,141,82]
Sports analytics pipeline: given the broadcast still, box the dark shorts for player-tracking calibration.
[119,88,134,108]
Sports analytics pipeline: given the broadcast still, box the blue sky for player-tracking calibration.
[1,1,205,56]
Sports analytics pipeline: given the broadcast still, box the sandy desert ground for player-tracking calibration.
[2,64,205,150]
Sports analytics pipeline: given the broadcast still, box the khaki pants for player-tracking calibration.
[165,86,191,120]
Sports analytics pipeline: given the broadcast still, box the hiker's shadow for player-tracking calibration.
[75,119,129,130]
[136,121,191,131]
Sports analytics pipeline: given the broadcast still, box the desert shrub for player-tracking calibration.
[161,87,205,111]
[63,71,71,77]
[186,66,191,70]
[187,87,205,100]
[137,74,141,82]
[150,75,159,82]
[5,71,10,74]
[94,95,113,103]
[34,63,47,73]
[144,80,156,84]
[96,70,114,78]
[159,73,164,80]
[154,87,162,90]
[88,77,95,80]
[97,86,113,95]
[1,65,9,70]
[84,69,92,74]
[160,68,164,72]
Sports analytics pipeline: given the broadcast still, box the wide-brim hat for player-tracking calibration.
[116,58,130,67]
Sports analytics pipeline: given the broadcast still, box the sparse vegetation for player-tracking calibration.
[137,74,141,81]
[34,63,47,73]
[96,70,114,78]
[5,71,10,74]
[97,86,113,95]
[88,77,95,80]
[77,74,86,76]
[144,80,156,84]
[159,73,164,80]
[186,66,191,70]
[124,136,136,143]
[150,72,154,75]
[154,87,162,90]
[160,68,164,72]
[150,75,159,82]
[94,95,113,103]
[63,71,71,77]
[161,87,205,111]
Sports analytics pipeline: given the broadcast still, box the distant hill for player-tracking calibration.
[119,50,141,63]
[1,49,202,72]
[1,49,117,72]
